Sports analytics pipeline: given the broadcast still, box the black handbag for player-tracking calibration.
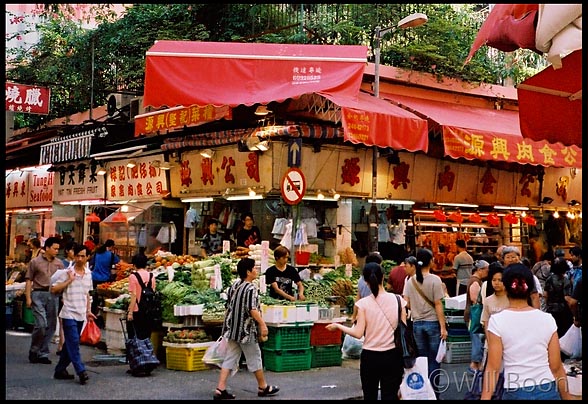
[394,295,418,369]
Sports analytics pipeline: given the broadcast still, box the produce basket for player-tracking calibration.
[311,344,342,368]
[310,322,342,346]
[262,347,311,372]
[163,341,214,371]
[263,324,311,350]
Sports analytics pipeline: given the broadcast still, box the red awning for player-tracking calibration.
[381,94,581,169]
[323,92,428,152]
[143,41,429,153]
[143,41,367,108]
[517,49,582,148]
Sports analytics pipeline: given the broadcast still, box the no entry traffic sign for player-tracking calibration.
[281,167,306,205]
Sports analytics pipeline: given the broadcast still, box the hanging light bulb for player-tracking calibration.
[248,187,256,197]
[553,210,560,219]
[567,211,575,219]
[317,190,324,200]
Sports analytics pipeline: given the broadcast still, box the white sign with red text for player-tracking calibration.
[106,154,169,201]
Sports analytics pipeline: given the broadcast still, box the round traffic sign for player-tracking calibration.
[281,168,306,205]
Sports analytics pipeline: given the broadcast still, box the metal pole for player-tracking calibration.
[90,35,95,121]
[369,27,382,253]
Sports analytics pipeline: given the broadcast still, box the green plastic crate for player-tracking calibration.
[311,344,342,368]
[263,325,311,350]
[262,347,311,372]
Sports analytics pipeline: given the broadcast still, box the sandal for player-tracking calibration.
[213,389,235,400]
[258,385,280,397]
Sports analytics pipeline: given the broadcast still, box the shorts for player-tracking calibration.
[221,339,263,373]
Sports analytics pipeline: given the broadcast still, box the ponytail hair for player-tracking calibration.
[415,248,434,284]
[503,263,533,300]
[363,262,384,298]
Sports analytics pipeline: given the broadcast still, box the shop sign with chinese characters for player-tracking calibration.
[5,170,29,209]
[169,148,272,196]
[5,82,50,115]
[134,104,231,137]
[5,168,54,208]
[106,155,169,201]
[53,163,106,203]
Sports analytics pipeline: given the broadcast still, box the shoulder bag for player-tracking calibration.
[373,294,417,369]
[411,276,435,308]
[469,288,484,334]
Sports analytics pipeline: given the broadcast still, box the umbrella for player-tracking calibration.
[517,49,582,148]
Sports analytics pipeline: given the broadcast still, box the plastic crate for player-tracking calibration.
[311,344,342,368]
[446,335,471,342]
[310,323,342,346]
[263,325,311,350]
[262,347,311,372]
[442,341,472,364]
[165,344,210,371]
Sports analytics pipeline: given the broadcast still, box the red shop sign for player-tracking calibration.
[5,82,51,115]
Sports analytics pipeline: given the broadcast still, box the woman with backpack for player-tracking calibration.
[126,252,157,340]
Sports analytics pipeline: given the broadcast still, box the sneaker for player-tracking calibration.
[29,351,38,363]
[466,367,477,375]
[54,370,75,380]
[36,357,52,365]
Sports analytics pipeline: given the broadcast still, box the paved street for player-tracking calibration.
[5,330,473,400]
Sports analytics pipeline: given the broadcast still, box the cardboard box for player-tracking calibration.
[444,294,466,310]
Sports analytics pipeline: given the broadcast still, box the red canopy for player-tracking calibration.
[143,41,429,153]
[517,49,582,148]
[381,94,581,168]
[144,41,367,108]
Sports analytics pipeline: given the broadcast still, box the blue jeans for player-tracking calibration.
[54,318,86,375]
[30,291,58,359]
[413,320,442,399]
[502,381,561,400]
[470,331,484,363]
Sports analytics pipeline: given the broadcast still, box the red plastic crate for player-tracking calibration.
[310,322,342,346]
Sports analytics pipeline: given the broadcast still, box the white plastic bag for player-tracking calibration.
[559,324,582,358]
[202,336,228,368]
[341,333,363,359]
[399,356,437,400]
[435,339,447,363]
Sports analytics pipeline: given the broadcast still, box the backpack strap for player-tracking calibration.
[133,271,146,289]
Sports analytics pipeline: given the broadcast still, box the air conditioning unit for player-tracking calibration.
[129,96,148,122]
[106,93,133,116]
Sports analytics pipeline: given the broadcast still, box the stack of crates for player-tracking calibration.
[309,321,343,368]
[262,323,312,372]
[443,307,472,363]
[445,308,470,343]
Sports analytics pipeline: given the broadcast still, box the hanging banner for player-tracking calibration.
[5,82,51,115]
[106,154,169,201]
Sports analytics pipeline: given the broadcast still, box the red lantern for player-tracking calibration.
[85,212,101,222]
[523,215,537,226]
[448,210,464,224]
[469,212,482,223]
[487,212,500,226]
[505,213,519,225]
[433,209,447,221]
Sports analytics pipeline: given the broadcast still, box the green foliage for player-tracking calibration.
[6,3,548,129]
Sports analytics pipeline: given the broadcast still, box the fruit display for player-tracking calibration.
[163,328,211,344]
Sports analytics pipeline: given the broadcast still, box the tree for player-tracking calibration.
[6,3,546,130]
